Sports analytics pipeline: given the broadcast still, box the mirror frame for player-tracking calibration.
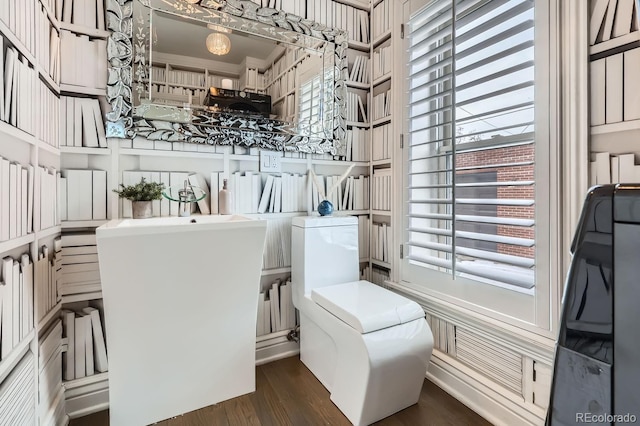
[105,0,348,155]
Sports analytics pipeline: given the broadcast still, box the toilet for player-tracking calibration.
[291,216,434,426]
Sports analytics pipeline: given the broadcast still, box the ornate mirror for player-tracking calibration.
[105,0,348,155]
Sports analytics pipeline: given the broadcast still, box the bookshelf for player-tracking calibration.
[0,0,65,424]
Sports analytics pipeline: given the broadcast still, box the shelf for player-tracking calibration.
[59,84,107,96]
[359,257,370,263]
[59,22,110,38]
[590,119,640,135]
[229,154,259,162]
[0,120,38,147]
[372,73,391,86]
[313,160,369,168]
[0,19,37,68]
[346,121,370,128]
[120,148,224,160]
[61,146,112,155]
[371,158,391,166]
[39,68,61,94]
[348,40,370,52]
[333,0,371,11]
[372,116,392,126]
[39,142,60,155]
[0,234,36,253]
[281,157,309,164]
[371,210,391,216]
[273,88,296,105]
[261,267,291,276]
[265,54,309,89]
[64,372,109,390]
[37,301,63,332]
[590,31,640,56]
[372,30,392,48]
[371,259,391,269]
[37,225,62,239]
[61,291,103,304]
[341,210,370,215]
[346,80,370,90]
[61,220,108,229]
[0,329,35,384]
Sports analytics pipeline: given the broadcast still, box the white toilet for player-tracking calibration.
[291,216,434,426]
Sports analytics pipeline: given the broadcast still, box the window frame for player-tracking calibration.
[399,0,555,332]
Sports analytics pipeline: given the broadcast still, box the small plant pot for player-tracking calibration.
[132,201,153,219]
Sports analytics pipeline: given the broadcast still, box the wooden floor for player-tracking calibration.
[69,356,491,426]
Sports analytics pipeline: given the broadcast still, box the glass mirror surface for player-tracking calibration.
[108,0,347,154]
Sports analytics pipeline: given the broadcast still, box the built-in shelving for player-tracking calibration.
[61,291,103,304]
[0,330,36,384]
[120,148,224,160]
[59,22,110,39]
[61,147,112,155]
[38,225,63,239]
[59,84,107,96]
[37,302,63,332]
[61,220,108,229]
[372,30,391,48]
[0,234,36,253]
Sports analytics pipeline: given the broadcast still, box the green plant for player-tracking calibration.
[113,178,165,201]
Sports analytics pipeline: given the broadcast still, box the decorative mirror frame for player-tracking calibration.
[105,0,348,155]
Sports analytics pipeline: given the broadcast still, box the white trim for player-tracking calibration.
[385,280,556,361]
[427,354,545,426]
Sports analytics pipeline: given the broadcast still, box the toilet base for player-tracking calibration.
[299,300,433,426]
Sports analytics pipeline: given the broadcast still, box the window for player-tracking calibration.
[401,0,552,327]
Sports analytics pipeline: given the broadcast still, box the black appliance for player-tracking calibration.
[547,184,640,425]
[203,87,271,117]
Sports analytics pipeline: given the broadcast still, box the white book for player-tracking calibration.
[613,0,634,37]
[59,177,68,222]
[624,48,640,121]
[3,47,16,125]
[26,165,34,233]
[65,97,74,147]
[258,175,274,214]
[91,99,107,147]
[82,314,94,376]
[92,170,107,220]
[61,232,97,247]
[20,168,27,236]
[611,156,620,183]
[605,54,623,123]
[65,170,93,221]
[80,99,99,148]
[1,257,14,359]
[251,173,261,214]
[96,0,105,29]
[188,174,211,215]
[62,0,73,23]
[618,153,636,182]
[11,260,18,347]
[593,152,611,184]
[263,299,271,334]
[9,163,17,239]
[269,284,281,332]
[74,314,86,378]
[0,158,9,241]
[20,255,32,334]
[73,95,83,147]
[257,292,265,336]
[85,319,112,384]
[273,177,282,213]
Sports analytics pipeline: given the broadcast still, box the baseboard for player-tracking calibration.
[427,356,544,426]
[65,388,109,419]
[256,340,300,365]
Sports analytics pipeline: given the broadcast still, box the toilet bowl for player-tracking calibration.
[291,216,434,426]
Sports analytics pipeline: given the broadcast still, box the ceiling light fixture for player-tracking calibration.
[206,32,231,56]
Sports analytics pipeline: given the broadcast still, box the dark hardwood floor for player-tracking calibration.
[69,356,491,426]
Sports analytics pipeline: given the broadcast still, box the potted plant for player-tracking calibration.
[113,177,165,219]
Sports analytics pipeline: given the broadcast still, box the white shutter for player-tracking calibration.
[406,0,536,289]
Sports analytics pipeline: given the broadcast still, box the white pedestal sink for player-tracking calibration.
[96,215,267,426]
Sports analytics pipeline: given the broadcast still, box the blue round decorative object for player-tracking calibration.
[318,200,334,216]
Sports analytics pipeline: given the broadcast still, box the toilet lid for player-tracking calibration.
[311,280,425,334]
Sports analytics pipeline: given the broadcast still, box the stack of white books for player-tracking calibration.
[372,123,391,161]
[0,0,37,55]
[61,304,109,381]
[1,42,37,135]
[38,321,63,424]
[59,31,107,89]
[39,166,60,230]
[60,0,106,30]
[371,222,391,263]
[0,353,36,425]
[262,217,293,270]
[371,168,392,211]
[59,232,100,297]
[59,97,107,148]
[257,278,297,336]
[0,252,34,360]
[59,169,107,222]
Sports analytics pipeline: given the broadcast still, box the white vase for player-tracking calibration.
[132,201,152,219]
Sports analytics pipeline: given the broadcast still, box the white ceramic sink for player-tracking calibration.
[96,214,267,426]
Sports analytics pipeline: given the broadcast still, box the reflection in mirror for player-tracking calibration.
[105,0,348,155]
[148,9,326,129]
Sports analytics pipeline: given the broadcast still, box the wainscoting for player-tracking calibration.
[69,356,490,425]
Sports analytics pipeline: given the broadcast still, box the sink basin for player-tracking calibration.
[96,214,267,426]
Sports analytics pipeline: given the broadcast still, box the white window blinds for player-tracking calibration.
[406,0,536,290]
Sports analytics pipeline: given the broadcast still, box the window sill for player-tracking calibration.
[382,279,557,362]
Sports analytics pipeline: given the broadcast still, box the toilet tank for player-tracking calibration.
[291,216,360,306]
